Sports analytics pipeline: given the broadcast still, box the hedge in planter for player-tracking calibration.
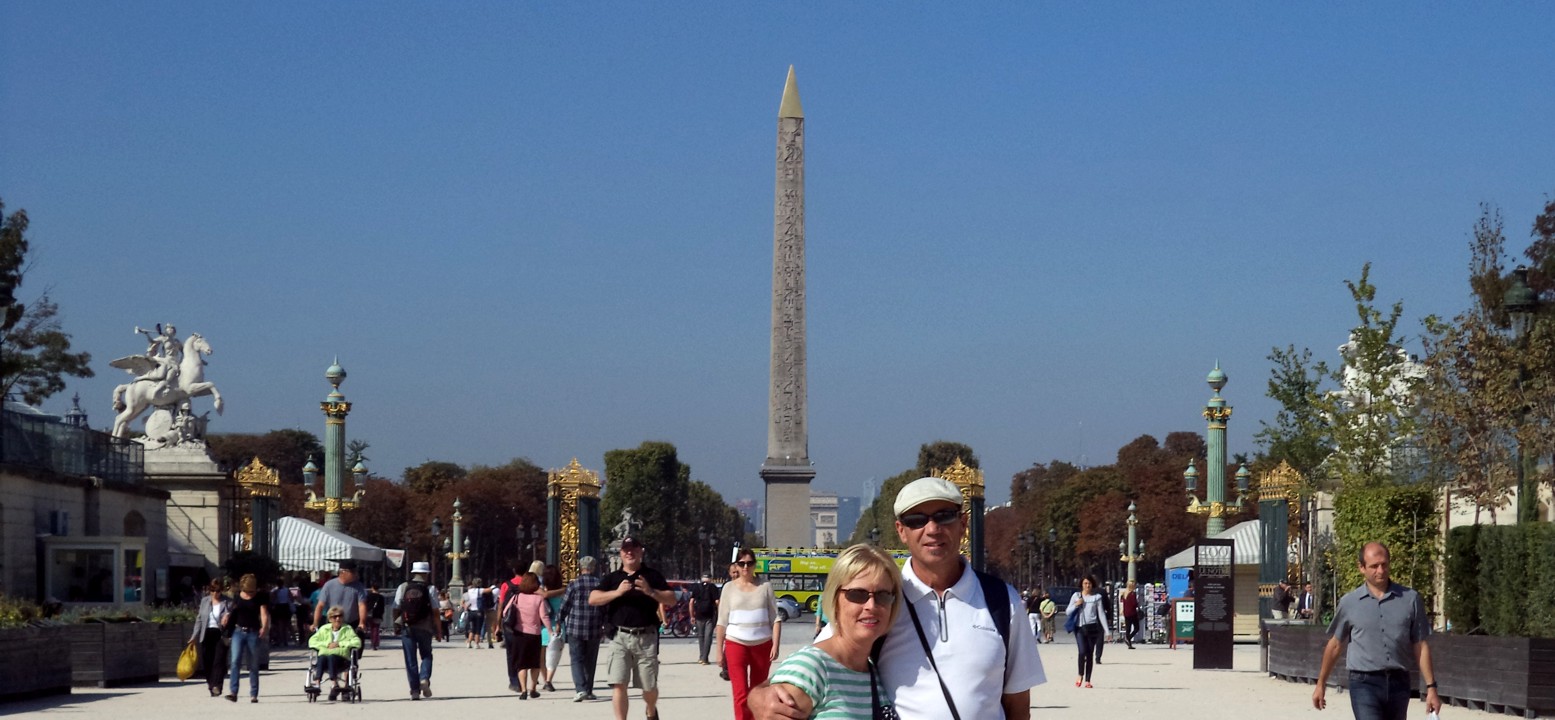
[1448,522,1555,638]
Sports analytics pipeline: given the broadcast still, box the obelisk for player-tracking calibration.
[760,65,816,548]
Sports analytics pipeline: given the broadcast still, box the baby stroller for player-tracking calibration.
[304,645,363,703]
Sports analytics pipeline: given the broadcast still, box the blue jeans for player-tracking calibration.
[401,627,434,693]
[228,627,260,697]
[567,633,601,695]
[1348,670,1412,720]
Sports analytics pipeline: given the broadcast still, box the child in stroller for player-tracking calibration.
[306,605,363,702]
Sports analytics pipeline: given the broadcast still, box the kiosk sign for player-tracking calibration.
[1193,538,1235,669]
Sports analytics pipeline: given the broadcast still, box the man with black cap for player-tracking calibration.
[313,560,369,637]
[591,536,676,720]
[754,477,1045,720]
[690,570,721,665]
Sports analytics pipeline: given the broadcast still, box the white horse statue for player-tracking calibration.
[110,333,224,441]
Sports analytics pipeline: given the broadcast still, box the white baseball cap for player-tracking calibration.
[894,477,964,517]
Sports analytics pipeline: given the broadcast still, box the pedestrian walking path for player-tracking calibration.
[8,627,1476,720]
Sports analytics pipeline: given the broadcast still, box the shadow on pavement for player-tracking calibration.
[3,691,136,713]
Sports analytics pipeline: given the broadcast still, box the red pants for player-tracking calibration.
[725,639,772,720]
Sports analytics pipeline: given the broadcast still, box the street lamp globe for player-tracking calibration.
[1504,265,1538,339]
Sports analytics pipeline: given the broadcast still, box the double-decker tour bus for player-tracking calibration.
[751,547,910,613]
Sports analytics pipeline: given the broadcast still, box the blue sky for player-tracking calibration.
[2,4,1551,509]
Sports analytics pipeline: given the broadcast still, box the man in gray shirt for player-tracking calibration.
[1313,542,1441,720]
[312,561,370,634]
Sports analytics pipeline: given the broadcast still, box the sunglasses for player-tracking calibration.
[898,508,962,529]
[839,588,896,606]
[328,615,343,620]
[734,561,756,568]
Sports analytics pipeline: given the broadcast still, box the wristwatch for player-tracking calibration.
[1425,682,1438,690]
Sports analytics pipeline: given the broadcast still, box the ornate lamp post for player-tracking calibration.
[1119,502,1146,583]
[1184,364,1250,535]
[1018,531,1035,590]
[868,527,880,546]
[430,516,442,587]
[401,530,412,582]
[697,527,708,577]
[707,534,718,577]
[303,359,365,531]
[1046,527,1057,588]
[1504,266,1542,523]
[445,498,470,597]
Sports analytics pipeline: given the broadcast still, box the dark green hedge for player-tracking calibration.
[1443,523,1555,637]
[1443,525,1479,631]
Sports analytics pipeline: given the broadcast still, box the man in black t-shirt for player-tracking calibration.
[689,572,721,665]
[590,536,676,720]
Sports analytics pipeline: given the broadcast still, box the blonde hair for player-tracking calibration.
[239,573,258,594]
[528,560,545,576]
[821,544,903,628]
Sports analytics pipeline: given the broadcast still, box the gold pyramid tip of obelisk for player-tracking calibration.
[778,65,803,119]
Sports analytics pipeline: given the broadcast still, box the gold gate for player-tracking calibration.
[548,458,601,583]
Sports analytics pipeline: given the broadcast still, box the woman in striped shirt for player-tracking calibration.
[767,545,902,719]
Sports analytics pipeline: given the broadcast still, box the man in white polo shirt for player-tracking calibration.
[754,477,1045,720]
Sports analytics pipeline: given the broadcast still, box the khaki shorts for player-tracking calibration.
[604,628,659,690]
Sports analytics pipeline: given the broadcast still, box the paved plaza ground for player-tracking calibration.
[9,623,1474,720]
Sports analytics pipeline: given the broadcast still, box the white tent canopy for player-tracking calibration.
[276,516,385,572]
[1164,519,1264,569]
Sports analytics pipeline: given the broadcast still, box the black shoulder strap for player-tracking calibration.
[973,569,1013,661]
[904,601,962,720]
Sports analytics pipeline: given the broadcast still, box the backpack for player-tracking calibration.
[479,588,495,612]
[401,580,432,625]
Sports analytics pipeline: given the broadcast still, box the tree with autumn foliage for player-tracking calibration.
[1420,202,1555,522]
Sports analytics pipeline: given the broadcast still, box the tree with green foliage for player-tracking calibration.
[1257,345,1331,482]
[403,460,467,495]
[846,441,981,548]
[208,429,325,484]
[1318,263,1425,489]
[602,441,692,571]
[0,198,93,405]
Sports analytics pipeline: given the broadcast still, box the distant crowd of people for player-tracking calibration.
[181,478,1441,720]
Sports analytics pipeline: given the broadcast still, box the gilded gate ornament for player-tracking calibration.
[932,457,985,558]
[548,458,601,584]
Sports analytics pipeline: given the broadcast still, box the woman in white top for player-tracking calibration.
[714,547,782,720]
[1068,575,1109,688]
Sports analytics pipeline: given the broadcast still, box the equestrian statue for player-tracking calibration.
[109,323,225,448]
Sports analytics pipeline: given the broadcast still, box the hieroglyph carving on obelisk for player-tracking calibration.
[760,66,817,548]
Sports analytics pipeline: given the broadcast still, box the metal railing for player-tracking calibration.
[0,409,145,485]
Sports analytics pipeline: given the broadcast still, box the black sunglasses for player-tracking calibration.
[839,588,896,606]
[898,508,962,529]
[734,560,756,568]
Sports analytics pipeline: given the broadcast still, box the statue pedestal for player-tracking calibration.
[143,444,230,574]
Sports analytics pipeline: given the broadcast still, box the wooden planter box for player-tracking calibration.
[65,621,161,688]
[156,623,191,678]
[1268,625,1555,717]
[0,626,72,701]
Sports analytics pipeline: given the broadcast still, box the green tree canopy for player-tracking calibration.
[403,460,467,495]
[0,198,93,405]
[208,429,324,484]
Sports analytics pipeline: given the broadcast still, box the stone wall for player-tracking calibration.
[0,466,169,602]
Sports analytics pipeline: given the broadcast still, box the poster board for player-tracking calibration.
[1193,538,1235,669]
